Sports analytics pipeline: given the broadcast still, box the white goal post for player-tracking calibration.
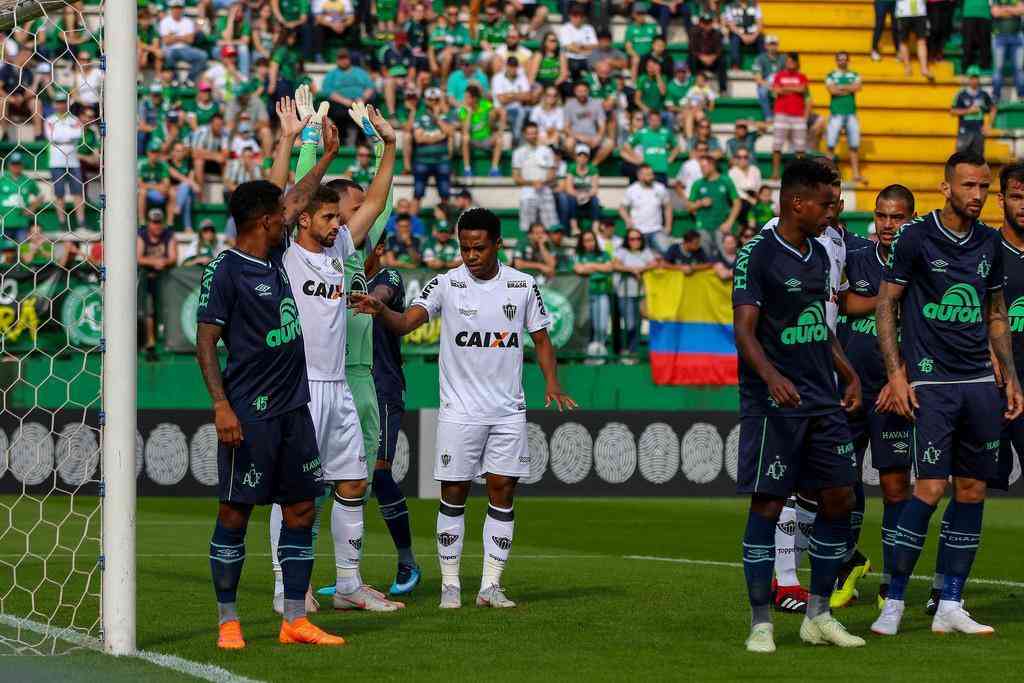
[101,0,138,656]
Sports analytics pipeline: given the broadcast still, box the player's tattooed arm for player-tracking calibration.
[196,323,243,447]
[986,289,1024,420]
[530,328,577,412]
[280,118,341,226]
[874,280,917,419]
[733,304,801,407]
[830,330,862,413]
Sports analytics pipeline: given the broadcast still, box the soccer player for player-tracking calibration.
[362,231,421,594]
[838,185,916,609]
[350,207,576,609]
[871,151,1023,636]
[734,159,865,653]
[196,108,345,648]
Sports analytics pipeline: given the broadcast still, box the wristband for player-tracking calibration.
[301,124,322,145]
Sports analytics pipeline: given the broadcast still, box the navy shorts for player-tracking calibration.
[849,401,913,473]
[217,405,324,505]
[912,382,1001,481]
[736,411,858,498]
[376,395,404,465]
[990,413,1024,491]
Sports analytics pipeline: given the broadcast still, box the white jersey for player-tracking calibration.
[412,263,551,425]
[761,218,847,331]
[283,229,357,381]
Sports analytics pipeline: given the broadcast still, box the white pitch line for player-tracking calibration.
[623,555,1024,589]
[0,614,263,683]
[0,553,608,560]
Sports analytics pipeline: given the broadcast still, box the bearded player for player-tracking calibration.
[350,207,576,609]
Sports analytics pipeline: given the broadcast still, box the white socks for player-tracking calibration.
[437,501,466,590]
[794,496,817,572]
[270,502,284,596]
[481,504,514,592]
[333,493,365,595]
[774,502,799,587]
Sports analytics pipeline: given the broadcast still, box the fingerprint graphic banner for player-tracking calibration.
[643,269,737,386]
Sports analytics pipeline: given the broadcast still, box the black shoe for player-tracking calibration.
[925,588,941,616]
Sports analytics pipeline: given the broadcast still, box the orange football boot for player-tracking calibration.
[279,617,346,646]
[217,620,245,650]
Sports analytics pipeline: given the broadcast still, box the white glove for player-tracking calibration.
[296,84,329,145]
[348,100,380,141]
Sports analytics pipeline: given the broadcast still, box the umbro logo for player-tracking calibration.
[348,538,362,550]
[255,283,272,296]
[893,441,909,453]
[784,278,801,291]
[491,536,512,551]
[855,280,870,289]
[930,259,949,272]
[437,532,459,547]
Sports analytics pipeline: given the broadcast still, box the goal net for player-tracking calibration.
[0,0,136,656]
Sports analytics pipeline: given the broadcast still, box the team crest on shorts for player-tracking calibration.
[766,456,787,481]
[922,444,941,465]
[441,451,451,467]
[503,301,517,321]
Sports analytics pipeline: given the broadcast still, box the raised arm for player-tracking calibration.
[269,96,306,188]
[280,118,341,225]
[347,106,398,248]
[987,289,1024,420]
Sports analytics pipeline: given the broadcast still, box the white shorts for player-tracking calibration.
[309,379,367,481]
[434,420,529,481]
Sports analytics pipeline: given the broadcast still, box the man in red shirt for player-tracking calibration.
[771,52,809,179]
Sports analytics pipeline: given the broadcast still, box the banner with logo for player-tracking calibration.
[0,264,102,354]
[399,269,590,355]
[160,266,205,352]
[643,269,737,386]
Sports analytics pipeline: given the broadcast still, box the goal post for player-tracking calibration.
[101,0,138,656]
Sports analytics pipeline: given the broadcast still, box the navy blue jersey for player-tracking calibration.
[1001,237,1024,383]
[840,225,874,254]
[733,226,839,416]
[885,210,1004,383]
[196,248,310,423]
[843,243,888,398]
[370,267,406,399]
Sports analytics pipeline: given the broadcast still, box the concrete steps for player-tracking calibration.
[762,1,875,29]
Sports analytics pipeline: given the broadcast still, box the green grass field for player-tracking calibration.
[3,495,1024,681]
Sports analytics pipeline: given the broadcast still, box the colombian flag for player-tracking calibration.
[643,269,737,385]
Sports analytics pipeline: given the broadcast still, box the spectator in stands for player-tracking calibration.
[203,46,245,105]
[871,1,899,61]
[590,28,627,71]
[641,35,676,78]
[559,144,602,233]
[690,155,740,245]
[749,184,775,228]
[138,7,163,72]
[725,0,764,68]
[688,12,728,93]
[182,221,221,267]
[770,52,808,179]
[681,70,716,140]
[564,81,614,166]
[224,147,265,202]
[45,92,86,230]
[509,0,550,38]
[412,87,456,212]
[625,3,661,80]
[75,50,102,110]
[513,121,559,232]
[191,112,230,187]
[252,4,277,63]
[312,0,357,62]
[896,0,932,78]
[137,207,177,361]
[187,81,221,131]
[595,216,622,254]
[689,118,723,159]
[559,3,598,79]
[635,58,668,120]
[385,213,423,268]
[546,225,577,271]
[714,232,738,281]
[651,0,689,35]
[459,84,505,177]
[621,164,673,253]
[728,147,762,227]
[167,142,198,232]
[379,33,418,118]
[405,2,431,73]
[927,0,955,63]
[18,224,55,267]
[217,2,252,77]
[584,59,621,137]
[447,55,491,105]
[990,0,1024,102]
[492,56,535,144]
[674,140,709,201]
[225,79,271,152]
[229,117,262,157]
[389,198,428,237]
[159,0,209,85]
[0,153,41,239]
[825,51,865,183]
[477,1,511,66]
[961,0,993,72]
[531,85,567,148]
[321,49,375,143]
[726,120,758,159]
[514,222,558,278]
[805,90,827,150]
[529,32,570,91]
[952,65,996,157]
[574,229,615,358]
[429,4,472,80]
[423,222,462,270]
[271,0,313,61]
[753,34,784,122]
[268,30,305,106]
[614,227,657,359]
[625,111,680,186]
[138,141,172,227]
[664,62,693,132]
[492,26,534,74]
[343,144,375,187]
[663,229,712,273]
